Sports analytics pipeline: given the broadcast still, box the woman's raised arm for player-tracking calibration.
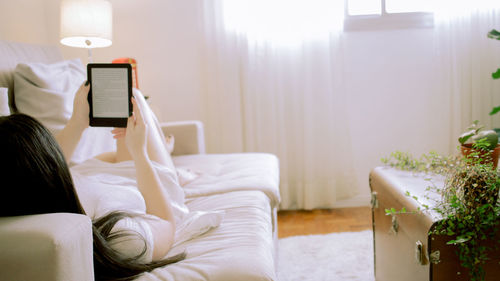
[125,97,176,260]
[55,81,89,161]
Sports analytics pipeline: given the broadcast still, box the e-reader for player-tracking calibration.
[87,63,133,127]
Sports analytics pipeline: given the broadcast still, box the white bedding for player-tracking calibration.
[137,153,280,281]
[73,152,280,281]
[139,190,276,281]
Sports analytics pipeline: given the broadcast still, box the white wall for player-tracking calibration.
[0,0,51,44]
[1,0,204,123]
[1,0,450,207]
[79,0,204,123]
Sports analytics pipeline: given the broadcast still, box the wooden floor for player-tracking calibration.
[277,207,372,238]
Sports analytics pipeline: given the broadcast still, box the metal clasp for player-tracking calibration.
[415,241,426,265]
[389,216,399,234]
[371,192,379,209]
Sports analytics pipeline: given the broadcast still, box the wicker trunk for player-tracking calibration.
[370,167,500,281]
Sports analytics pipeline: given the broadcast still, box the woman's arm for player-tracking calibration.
[125,97,176,260]
[55,82,89,161]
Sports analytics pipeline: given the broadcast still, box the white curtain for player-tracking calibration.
[199,0,358,210]
[433,1,500,151]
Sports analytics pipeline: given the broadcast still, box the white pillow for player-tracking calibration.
[0,87,10,116]
[13,59,116,164]
[14,59,85,133]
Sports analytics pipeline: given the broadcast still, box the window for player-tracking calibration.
[221,0,434,40]
[222,0,344,45]
[344,0,434,31]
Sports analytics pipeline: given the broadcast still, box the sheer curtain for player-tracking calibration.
[199,0,357,209]
[433,1,500,150]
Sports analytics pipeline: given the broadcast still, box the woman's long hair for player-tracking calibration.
[0,114,185,281]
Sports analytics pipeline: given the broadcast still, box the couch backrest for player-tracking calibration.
[0,40,63,112]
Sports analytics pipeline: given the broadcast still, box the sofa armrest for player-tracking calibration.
[0,213,94,281]
[161,120,206,156]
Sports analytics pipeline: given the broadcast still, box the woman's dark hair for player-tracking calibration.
[0,114,185,281]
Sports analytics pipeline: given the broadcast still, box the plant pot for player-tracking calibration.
[460,143,500,169]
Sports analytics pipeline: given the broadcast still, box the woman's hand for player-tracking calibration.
[125,97,148,159]
[69,81,90,131]
[111,127,126,139]
[55,81,90,161]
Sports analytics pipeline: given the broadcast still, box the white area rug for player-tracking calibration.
[277,230,375,281]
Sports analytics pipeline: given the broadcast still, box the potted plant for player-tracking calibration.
[382,141,500,281]
[458,120,500,168]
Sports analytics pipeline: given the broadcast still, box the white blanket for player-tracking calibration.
[72,153,280,281]
[137,153,280,281]
[139,190,277,281]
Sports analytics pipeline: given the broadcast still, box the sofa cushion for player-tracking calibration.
[173,153,281,207]
[0,213,94,281]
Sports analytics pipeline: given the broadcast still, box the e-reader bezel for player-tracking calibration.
[87,63,133,128]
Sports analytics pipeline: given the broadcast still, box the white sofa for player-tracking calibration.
[0,40,280,281]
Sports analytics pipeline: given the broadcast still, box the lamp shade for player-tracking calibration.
[60,0,112,48]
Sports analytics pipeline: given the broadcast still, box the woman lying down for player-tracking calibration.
[0,82,189,281]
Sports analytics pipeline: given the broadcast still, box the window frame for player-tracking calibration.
[343,0,434,31]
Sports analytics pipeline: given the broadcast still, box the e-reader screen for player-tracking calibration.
[87,63,132,127]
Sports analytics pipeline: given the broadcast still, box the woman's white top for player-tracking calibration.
[70,158,188,262]
[108,214,156,263]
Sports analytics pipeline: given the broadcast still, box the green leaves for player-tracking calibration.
[385,208,397,215]
[489,29,500,116]
[487,29,500,40]
[381,150,459,175]
[458,130,475,144]
[384,207,408,215]
[489,105,500,116]
[447,236,471,245]
[471,131,499,150]
[492,68,500,80]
